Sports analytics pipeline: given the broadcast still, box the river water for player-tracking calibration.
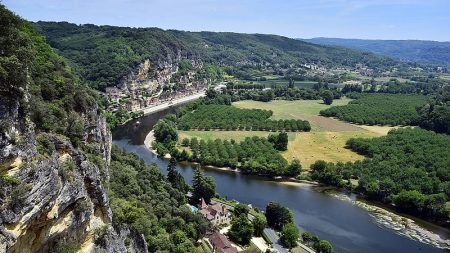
[113,108,449,253]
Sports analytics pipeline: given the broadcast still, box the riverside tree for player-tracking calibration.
[228,214,254,245]
[191,167,216,204]
[167,158,188,193]
[265,202,294,230]
[280,223,299,249]
[154,119,178,144]
[252,213,267,237]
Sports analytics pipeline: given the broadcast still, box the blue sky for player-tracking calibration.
[3,0,450,41]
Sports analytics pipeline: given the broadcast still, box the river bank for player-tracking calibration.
[114,101,448,253]
[332,193,450,249]
[141,92,205,116]
[144,129,319,187]
[143,129,450,251]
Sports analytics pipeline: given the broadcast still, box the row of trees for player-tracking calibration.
[179,136,302,177]
[178,105,311,132]
[310,128,450,223]
[320,93,429,126]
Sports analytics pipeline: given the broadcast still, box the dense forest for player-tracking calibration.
[310,128,450,223]
[34,21,402,90]
[109,146,210,252]
[0,5,98,146]
[320,94,429,125]
[177,136,301,177]
[417,87,450,134]
[178,105,311,131]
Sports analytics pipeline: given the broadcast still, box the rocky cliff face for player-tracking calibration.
[0,77,145,253]
[118,49,204,93]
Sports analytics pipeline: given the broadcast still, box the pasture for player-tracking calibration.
[233,99,359,132]
[178,99,390,168]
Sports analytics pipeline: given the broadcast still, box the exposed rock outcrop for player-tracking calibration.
[0,78,144,253]
[117,50,204,94]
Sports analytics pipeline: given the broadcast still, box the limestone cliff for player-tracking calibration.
[0,7,146,251]
[0,81,139,252]
[117,50,205,95]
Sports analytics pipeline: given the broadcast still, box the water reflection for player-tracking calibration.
[112,111,447,253]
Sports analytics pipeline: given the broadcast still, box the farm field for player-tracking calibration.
[439,74,450,81]
[233,99,352,120]
[179,130,381,168]
[236,78,320,88]
[233,99,360,131]
[178,99,392,168]
[282,131,380,168]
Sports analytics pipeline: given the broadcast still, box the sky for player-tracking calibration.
[3,0,450,41]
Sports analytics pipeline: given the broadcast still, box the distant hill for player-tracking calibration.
[303,38,450,65]
[34,22,399,90]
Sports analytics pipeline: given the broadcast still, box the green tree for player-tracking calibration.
[252,213,267,237]
[228,214,254,245]
[280,223,299,249]
[167,158,188,193]
[286,159,302,177]
[265,202,294,230]
[167,157,178,184]
[317,240,334,253]
[321,90,334,105]
[233,203,250,217]
[154,119,178,144]
[268,132,289,151]
[191,167,216,204]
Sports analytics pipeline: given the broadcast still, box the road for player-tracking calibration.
[264,228,289,253]
[140,92,205,115]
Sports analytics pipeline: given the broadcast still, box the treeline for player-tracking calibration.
[229,85,342,102]
[341,77,448,95]
[178,105,311,132]
[226,83,265,90]
[109,146,211,252]
[35,21,403,91]
[310,128,450,223]
[320,93,428,125]
[177,136,301,177]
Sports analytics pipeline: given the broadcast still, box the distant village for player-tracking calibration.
[105,79,208,113]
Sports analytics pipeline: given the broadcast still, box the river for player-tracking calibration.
[112,108,449,253]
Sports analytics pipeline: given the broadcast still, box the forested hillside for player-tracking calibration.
[304,38,450,65]
[34,21,399,90]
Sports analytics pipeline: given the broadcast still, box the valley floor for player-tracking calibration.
[180,99,396,168]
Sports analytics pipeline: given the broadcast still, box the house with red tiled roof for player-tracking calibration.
[209,232,238,253]
[198,198,231,226]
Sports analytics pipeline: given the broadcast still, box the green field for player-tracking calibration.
[236,79,319,88]
[233,99,361,132]
[233,99,352,120]
[439,75,450,81]
[179,130,281,142]
[178,99,390,169]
